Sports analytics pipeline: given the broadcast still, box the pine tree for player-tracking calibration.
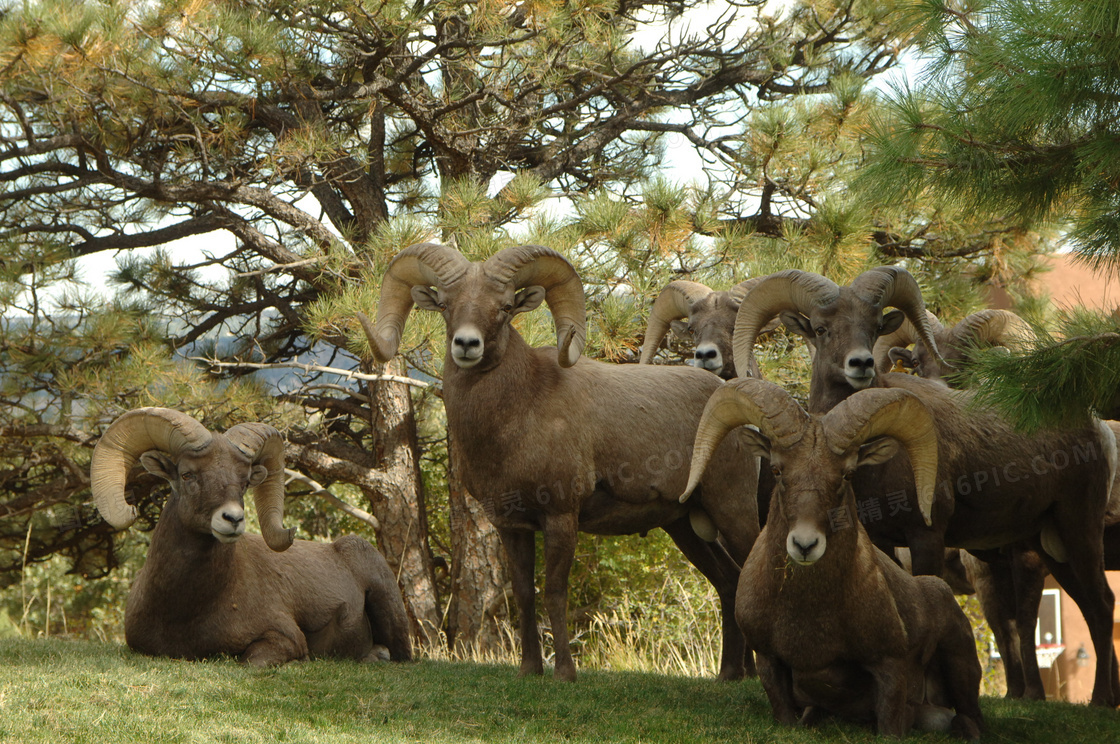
[858,0,1120,428]
[0,0,1037,649]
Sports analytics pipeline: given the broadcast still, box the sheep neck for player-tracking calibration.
[441,329,545,440]
[768,493,865,603]
[141,496,238,609]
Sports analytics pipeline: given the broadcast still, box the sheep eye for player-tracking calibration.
[815,326,826,336]
[842,469,855,481]
[770,465,781,477]
[180,472,195,482]
[500,303,513,314]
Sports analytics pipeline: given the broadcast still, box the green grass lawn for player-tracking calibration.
[1,639,1118,743]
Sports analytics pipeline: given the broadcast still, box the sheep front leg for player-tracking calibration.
[868,657,912,738]
[543,513,579,682]
[499,527,543,677]
[756,653,800,725]
[903,527,945,578]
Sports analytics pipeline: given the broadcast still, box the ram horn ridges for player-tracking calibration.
[850,267,944,366]
[226,423,293,552]
[91,408,213,530]
[681,377,809,502]
[822,389,939,527]
[732,270,840,382]
[727,276,764,305]
[484,245,588,367]
[360,242,472,363]
[639,281,713,364]
[950,309,1032,348]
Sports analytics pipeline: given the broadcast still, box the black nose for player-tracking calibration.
[791,535,819,557]
[221,511,244,527]
[453,335,481,349]
[694,348,718,361]
[846,353,874,371]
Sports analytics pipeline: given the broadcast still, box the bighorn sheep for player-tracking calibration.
[358,243,760,682]
[733,266,943,413]
[683,378,984,738]
[873,308,1032,380]
[91,408,412,666]
[639,278,771,378]
[731,268,1120,705]
[873,307,1052,699]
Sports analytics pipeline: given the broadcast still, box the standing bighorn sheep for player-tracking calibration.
[683,378,984,739]
[359,243,760,682]
[731,267,1120,706]
[639,278,770,378]
[877,308,1120,701]
[91,408,412,665]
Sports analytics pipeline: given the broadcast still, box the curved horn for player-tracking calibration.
[639,281,713,364]
[950,309,1032,349]
[90,408,213,530]
[484,245,587,367]
[727,276,764,305]
[850,267,944,367]
[732,270,840,380]
[360,242,472,363]
[822,389,939,527]
[872,310,944,374]
[681,378,810,502]
[226,423,293,552]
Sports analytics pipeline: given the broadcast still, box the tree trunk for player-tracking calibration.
[446,434,510,656]
[366,361,442,646]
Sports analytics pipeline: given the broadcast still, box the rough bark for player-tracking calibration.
[365,360,442,646]
[446,434,510,656]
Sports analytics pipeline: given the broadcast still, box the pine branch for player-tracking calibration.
[284,469,380,531]
[188,357,431,389]
[967,331,1120,431]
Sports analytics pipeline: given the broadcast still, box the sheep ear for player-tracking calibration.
[248,463,269,488]
[739,427,772,460]
[879,309,905,336]
[856,436,900,467]
[888,347,916,368]
[410,285,443,311]
[139,451,175,482]
[512,285,546,315]
[669,319,690,340]
[779,311,813,342]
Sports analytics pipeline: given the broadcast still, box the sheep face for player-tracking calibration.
[782,299,906,393]
[761,427,902,565]
[139,440,268,543]
[412,274,546,371]
[670,293,741,378]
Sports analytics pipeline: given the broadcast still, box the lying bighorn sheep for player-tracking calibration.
[359,243,760,682]
[873,308,1032,380]
[732,268,1120,705]
[639,278,772,378]
[683,378,984,738]
[91,408,412,665]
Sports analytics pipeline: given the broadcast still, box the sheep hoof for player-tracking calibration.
[950,714,982,741]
